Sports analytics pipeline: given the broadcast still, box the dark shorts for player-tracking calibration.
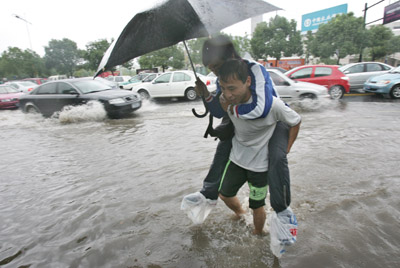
[218,160,268,209]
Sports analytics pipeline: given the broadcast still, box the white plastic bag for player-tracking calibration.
[181,192,217,225]
[268,207,298,258]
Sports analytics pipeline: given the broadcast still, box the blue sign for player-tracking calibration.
[301,4,348,33]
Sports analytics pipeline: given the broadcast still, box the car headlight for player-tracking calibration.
[108,98,125,104]
[376,80,391,85]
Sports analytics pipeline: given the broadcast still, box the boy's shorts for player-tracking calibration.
[219,160,268,209]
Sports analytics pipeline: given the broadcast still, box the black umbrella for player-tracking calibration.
[95,0,280,121]
[95,0,280,76]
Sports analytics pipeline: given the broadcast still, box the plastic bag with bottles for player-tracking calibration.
[268,206,298,258]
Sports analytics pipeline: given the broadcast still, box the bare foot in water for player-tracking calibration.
[231,213,245,221]
[252,229,268,236]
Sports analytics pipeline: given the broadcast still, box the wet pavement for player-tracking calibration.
[0,95,399,267]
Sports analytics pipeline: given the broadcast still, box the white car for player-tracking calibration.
[338,62,393,89]
[121,73,160,90]
[131,70,216,101]
[105,75,132,86]
[267,69,330,101]
[5,81,38,93]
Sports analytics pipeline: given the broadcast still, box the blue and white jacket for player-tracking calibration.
[205,60,278,119]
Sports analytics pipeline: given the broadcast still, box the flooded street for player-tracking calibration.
[1,97,399,268]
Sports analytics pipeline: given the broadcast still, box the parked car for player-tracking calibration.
[363,66,400,99]
[48,75,68,81]
[94,77,119,89]
[268,69,330,101]
[131,70,216,101]
[0,85,24,109]
[284,65,350,99]
[267,66,287,73]
[19,78,142,118]
[23,78,48,85]
[5,81,38,93]
[105,75,132,86]
[120,73,160,90]
[338,62,393,89]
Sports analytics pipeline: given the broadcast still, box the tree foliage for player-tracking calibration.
[250,16,303,61]
[367,25,395,61]
[44,38,81,77]
[0,47,46,80]
[309,13,367,62]
[186,37,208,65]
[138,44,184,72]
[231,34,252,58]
[82,39,112,71]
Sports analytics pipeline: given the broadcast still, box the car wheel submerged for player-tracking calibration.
[185,87,197,101]
[390,85,400,99]
[299,93,317,100]
[329,85,344,100]
[138,89,150,100]
[25,105,40,114]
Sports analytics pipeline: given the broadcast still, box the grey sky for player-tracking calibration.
[1,0,390,56]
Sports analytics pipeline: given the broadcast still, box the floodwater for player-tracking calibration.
[1,97,399,268]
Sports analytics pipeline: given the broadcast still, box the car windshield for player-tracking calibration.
[94,77,117,87]
[19,81,36,86]
[0,86,19,93]
[128,76,142,83]
[71,80,111,93]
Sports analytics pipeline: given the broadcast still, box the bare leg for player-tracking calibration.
[219,194,246,218]
[252,206,266,235]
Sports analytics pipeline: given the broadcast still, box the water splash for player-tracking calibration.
[57,101,107,123]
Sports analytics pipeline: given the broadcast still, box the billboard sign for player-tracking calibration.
[301,4,348,33]
[383,1,400,24]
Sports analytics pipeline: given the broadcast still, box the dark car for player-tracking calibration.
[19,78,142,118]
[285,65,350,99]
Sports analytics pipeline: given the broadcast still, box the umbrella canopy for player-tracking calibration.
[95,0,280,77]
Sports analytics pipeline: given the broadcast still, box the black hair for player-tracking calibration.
[218,59,249,84]
[202,35,241,66]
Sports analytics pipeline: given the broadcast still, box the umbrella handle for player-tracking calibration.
[192,97,209,118]
[183,40,209,118]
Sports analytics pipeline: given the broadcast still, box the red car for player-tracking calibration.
[23,78,48,85]
[0,85,24,109]
[285,65,350,99]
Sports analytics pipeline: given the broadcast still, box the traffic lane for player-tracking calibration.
[342,92,400,103]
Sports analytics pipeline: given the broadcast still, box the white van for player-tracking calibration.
[48,75,68,81]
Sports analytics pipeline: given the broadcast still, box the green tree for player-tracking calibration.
[44,38,81,77]
[138,44,184,72]
[82,39,112,71]
[231,34,252,57]
[387,35,400,56]
[303,31,315,64]
[186,38,208,65]
[0,47,46,79]
[250,16,303,63]
[309,13,367,63]
[367,25,394,61]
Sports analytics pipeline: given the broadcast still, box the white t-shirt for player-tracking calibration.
[229,96,301,172]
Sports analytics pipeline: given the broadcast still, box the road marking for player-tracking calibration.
[345,93,376,96]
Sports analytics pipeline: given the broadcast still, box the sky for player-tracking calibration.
[0,0,394,57]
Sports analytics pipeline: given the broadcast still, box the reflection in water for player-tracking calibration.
[0,99,399,267]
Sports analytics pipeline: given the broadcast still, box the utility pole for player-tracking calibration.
[359,0,386,62]
[13,14,33,51]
